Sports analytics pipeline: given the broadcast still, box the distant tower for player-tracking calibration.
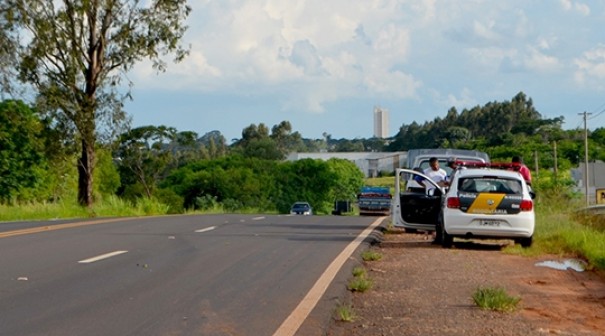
[373,106,389,138]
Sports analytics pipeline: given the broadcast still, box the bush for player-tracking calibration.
[155,188,185,214]
[195,194,218,210]
[222,198,243,212]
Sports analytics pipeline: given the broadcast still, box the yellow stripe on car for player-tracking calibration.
[467,193,506,214]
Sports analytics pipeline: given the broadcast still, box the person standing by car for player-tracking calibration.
[419,157,448,189]
[444,157,461,187]
[511,156,532,186]
[418,157,447,244]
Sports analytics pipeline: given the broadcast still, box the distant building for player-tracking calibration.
[572,161,605,205]
[373,106,389,138]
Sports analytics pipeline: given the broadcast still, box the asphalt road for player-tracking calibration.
[0,214,384,336]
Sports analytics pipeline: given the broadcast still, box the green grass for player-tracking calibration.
[494,186,605,271]
[348,264,373,292]
[472,286,521,312]
[364,176,395,188]
[347,276,373,292]
[0,195,172,222]
[334,302,357,322]
[361,250,383,261]
[0,195,279,223]
[352,266,367,278]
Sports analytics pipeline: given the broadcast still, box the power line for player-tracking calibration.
[587,107,605,121]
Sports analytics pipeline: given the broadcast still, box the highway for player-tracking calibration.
[0,214,384,336]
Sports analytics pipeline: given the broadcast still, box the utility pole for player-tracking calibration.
[553,141,558,182]
[579,111,592,207]
[534,150,538,179]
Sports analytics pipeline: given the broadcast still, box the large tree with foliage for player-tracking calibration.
[0,0,190,206]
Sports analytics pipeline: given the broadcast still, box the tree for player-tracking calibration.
[270,121,305,156]
[0,0,191,206]
[0,100,47,202]
[116,125,177,199]
[234,123,283,160]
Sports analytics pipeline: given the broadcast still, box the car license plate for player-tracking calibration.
[480,220,501,226]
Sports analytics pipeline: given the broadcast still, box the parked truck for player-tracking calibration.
[357,186,392,216]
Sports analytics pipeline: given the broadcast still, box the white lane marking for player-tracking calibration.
[252,217,265,221]
[195,226,217,233]
[272,217,385,336]
[78,250,128,264]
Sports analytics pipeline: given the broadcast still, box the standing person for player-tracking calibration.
[419,157,447,244]
[511,156,532,186]
[419,157,448,189]
[445,157,460,187]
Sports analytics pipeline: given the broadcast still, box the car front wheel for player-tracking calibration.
[438,216,453,248]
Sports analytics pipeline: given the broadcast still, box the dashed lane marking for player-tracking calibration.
[195,226,217,233]
[78,250,129,264]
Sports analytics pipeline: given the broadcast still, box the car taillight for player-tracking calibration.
[447,197,460,209]
[520,199,533,211]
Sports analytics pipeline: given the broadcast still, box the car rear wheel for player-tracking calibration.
[518,236,533,248]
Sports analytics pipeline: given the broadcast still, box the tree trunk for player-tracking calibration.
[77,137,95,207]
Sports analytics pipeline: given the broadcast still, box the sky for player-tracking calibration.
[124,0,605,144]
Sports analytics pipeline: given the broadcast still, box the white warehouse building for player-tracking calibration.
[285,152,407,177]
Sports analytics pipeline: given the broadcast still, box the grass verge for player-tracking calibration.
[472,286,521,312]
[334,302,357,322]
[361,250,383,261]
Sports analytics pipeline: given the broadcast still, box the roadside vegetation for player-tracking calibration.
[361,250,383,262]
[501,170,605,270]
[334,301,357,322]
[472,286,521,312]
[347,267,373,293]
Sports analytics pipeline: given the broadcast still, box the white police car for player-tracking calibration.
[437,168,535,248]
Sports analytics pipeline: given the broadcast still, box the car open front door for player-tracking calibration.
[393,168,444,231]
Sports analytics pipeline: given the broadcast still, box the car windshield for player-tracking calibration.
[458,177,522,194]
[417,159,452,175]
[292,203,310,210]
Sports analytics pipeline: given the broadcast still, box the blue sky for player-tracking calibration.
[124,0,605,144]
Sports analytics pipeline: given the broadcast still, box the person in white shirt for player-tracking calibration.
[417,157,447,245]
[419,157,448,189]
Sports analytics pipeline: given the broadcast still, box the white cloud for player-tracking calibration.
[445,88,477,110]
[524,48,560,72]
[364,70,421,99]
[574,46,605,89]
[560,0,591,15]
